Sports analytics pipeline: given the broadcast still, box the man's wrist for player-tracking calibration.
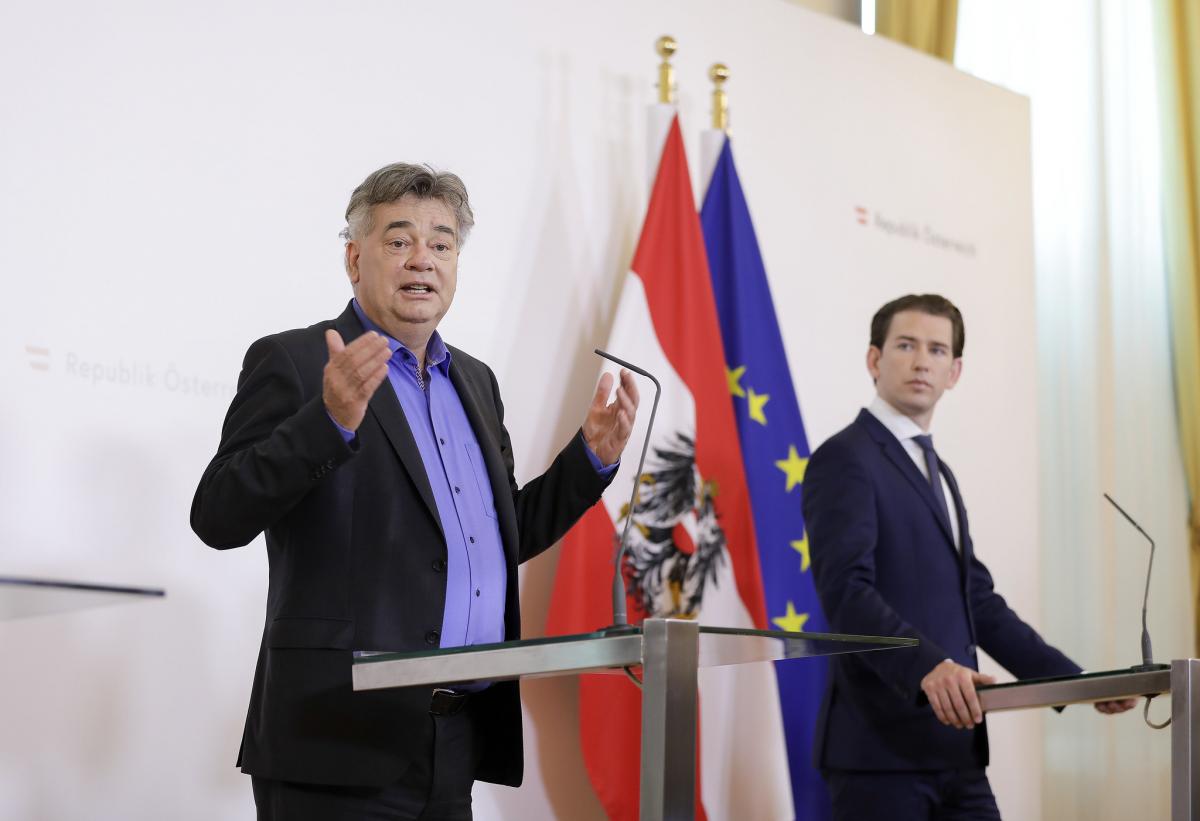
[326,408,356,443]
[581,433,618,475]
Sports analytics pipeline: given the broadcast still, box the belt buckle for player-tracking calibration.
[430,687,467,717]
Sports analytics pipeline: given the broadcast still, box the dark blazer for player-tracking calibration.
[191,302,611,787]
[802,409,1079,771]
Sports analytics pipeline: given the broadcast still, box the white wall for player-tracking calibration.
[0,1,1075,818]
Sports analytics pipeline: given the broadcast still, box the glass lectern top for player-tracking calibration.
[351,623,916,691]
[355,625,913,668]
[694,625,914,667]
[977,665,1172,692]
[355,627,618,662]
[0,576,165,621]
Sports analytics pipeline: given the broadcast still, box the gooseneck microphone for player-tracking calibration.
[1102,493,1168,672]
[593,349,662,631]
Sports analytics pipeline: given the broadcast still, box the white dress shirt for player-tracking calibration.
[867,395,961,551]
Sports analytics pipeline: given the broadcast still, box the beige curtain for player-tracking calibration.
[1156,0,1200,655]
[876,0,958,62]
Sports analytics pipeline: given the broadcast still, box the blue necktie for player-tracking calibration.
[913,434,952,529]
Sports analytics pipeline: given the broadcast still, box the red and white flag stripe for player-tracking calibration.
[547,114,792,820]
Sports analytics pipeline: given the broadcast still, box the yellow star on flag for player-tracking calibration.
[772,601,809,632]
[747,388,770,425]
[726,365,747,398]
[775,445,808,492]
[790,536,810,573]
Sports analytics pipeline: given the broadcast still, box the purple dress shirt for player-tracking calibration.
[329,300,614,649]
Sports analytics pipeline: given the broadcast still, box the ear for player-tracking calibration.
[946,357,964,390]
[344,241,361,286]
[866,346,882,382]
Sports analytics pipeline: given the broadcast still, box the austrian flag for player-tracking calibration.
[546,116,793,820]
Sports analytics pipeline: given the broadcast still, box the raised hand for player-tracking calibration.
[323,329,392,432]
[582,369,640,467]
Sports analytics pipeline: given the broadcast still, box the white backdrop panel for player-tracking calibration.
[0,1,1054,819]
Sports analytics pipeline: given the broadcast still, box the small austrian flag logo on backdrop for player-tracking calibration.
[25,345,50,372]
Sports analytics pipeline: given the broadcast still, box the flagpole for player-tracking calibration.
[648,36,678,187]
[656,35,676,104]
[710,62,729,130]
[700,63,730,199]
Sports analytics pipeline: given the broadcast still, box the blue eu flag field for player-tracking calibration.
[701,136,831,821]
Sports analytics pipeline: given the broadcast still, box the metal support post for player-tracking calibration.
[640,618,700,821]
[1172,658,1200,820]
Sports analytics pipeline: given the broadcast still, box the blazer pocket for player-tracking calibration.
[267,616,354,649]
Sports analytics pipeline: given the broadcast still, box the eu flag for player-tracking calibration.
[701,136,831,820]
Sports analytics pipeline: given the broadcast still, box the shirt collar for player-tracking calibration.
[351,299,452,374]
[867,394,928,443]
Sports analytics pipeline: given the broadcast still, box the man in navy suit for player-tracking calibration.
[803,294,1134,820]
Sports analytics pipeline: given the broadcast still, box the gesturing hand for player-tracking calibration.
[323,329,391,432]
[920,659,996,729]
[582,369,640,467]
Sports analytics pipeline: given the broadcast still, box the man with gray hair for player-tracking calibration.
[192,162,639,820]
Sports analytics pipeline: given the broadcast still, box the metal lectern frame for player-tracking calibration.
[978,659,1199,820]
[352,618,916,821]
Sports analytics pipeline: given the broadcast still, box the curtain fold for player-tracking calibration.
[875,0,958,62]
[1156,0,1200,656]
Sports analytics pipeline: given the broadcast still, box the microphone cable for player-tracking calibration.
[1142,695,1170,730]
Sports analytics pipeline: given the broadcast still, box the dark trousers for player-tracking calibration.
[252,699,479,821]
[825,769,1002,821]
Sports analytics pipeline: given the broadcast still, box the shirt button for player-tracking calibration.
[475,589,481,598]
[469,536,475,544]
[425,630,440,645]
[432,559,446,572]
[454,486,461,494]
[439,438,445,445]
[966,644,976,656]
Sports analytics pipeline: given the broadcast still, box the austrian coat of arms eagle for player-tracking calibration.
[618,432,729,619]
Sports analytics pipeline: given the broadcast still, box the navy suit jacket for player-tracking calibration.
[191,303,611,787]
[802,409,1080,771]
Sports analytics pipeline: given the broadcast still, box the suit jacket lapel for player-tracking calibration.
[333,305,443,537]
[857,409,957,549]
[448,356,520,564]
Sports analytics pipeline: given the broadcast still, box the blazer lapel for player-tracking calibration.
[334,305,443,536]
[856,410,957,549]
[448,356,520,563]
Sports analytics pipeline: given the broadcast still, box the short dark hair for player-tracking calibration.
[870,294,965,357]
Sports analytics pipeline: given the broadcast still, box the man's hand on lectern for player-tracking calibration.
[920,659,996,730]
[1094,697,1138,714]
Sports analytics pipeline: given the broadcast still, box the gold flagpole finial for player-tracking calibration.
[709,63,730,131]
[656,35,677,104]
